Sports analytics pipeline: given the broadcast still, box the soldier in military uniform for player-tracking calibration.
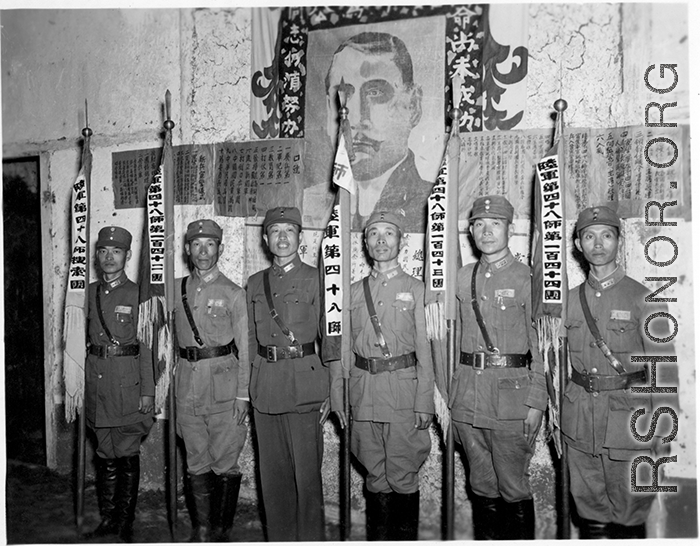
[451,196,547,540]
[85,226,154,542]
[331,211,434,540]
[563,206,676,539]
[247,207,331,541]
[174,219,249,542]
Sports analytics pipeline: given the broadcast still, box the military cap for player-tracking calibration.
[469,195,514,223]
[364,211,405,234]
[96,226,132,250]
[262,206,302,232]
[186,219,223,242]
[576,205,620,235]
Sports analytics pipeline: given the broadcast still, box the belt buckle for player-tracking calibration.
[473,353,485,370]
[368,359,378,375]
[288,345,300,359]
[267,345,278,362]
[583,372,599,396]
[186,347,199,362]
[105,345,116,358]
[489,355,506,368]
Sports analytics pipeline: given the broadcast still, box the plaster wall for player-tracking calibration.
[2,4,692,539]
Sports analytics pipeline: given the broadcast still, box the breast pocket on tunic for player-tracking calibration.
[392,299,416,332]
[112,310,134,339]
[605,319,639,355]
[283,292,314,331]
[490,296,521,331]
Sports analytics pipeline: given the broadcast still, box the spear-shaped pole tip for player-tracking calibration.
[338,77,349,120]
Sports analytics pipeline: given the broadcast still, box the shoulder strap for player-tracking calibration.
[470,262,497,353]
[95,286,119,345]
[263,269,298,345]
[578,284,627,374]
[181,277,204,346]
[363,276,392,358]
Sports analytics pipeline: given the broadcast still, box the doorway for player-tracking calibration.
[3,156,46,465]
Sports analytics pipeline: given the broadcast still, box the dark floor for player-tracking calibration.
[6,459,341,544]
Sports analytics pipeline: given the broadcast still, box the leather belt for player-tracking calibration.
[571,366,647,395]
[180,343,236,362]
[355,352,417,375]
[258,342,316,362]
[89,344,140,358]
[460,351,530,370]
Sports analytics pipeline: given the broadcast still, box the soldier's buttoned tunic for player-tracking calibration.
[86,272,154,458]
[174,266,249,475]
[331,265,434,494]
[563,267,675,525]
[450,251,547,502]
[247,255,329,541]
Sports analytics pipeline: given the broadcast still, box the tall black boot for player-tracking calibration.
[211,473,242,542]
[502,498,535,540]
[609,522,646,539]
[392,491,419,541]
[189,472,213,542]
[115,455,140,543]
[88,457,119,537]
[579,519,610,539]
[471,495,501,540]
[365,491,393,541]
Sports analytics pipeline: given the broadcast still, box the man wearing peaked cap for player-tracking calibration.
[247,206,331,541]
[330,211,434,540]
[85,226,154,542]
[174,218,250,542]
[451,195,546,540]
[562,205,677,539]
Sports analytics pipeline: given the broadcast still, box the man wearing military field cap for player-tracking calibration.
[86,226,154,542]
[247,206,331,541]
[174,218,249,542]
[563,205,677,539]
[331,211,434,540]
[451,195,546,540]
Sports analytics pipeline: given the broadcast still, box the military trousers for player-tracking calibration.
[253,409,325,541]
[176,409,247,475]
[92,419,153,459]
[352,420,430,494]
[454,421,533,502]
[568,445,657,525]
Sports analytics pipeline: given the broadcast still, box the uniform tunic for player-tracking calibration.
[563,267,675,525]
[85,272,154,458]
[450,251,547,501]
[174,266,249,475]
[334,265,434,494]
[247,255,329,541]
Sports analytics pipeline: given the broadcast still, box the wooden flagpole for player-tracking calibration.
[76,100,91,535]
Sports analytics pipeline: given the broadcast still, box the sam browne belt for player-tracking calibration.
[89,344,140,358]
[180,340,238,362]
[459,351,530,369]
[355,352,417,375]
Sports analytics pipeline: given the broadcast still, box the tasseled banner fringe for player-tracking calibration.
[154,322,174,413]
[63,303,86,423]
[433,385,451,445]
[536,316,562,457]
[425,300,446,341]
[137,295,166,348]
